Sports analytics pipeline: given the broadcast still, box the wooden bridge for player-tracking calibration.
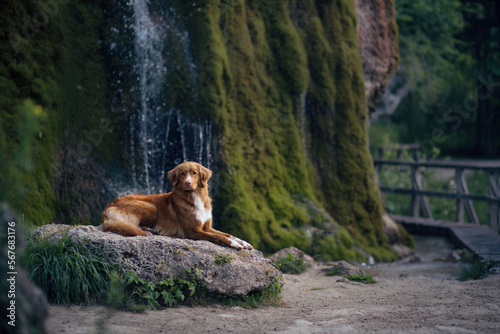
[374,145,500,263]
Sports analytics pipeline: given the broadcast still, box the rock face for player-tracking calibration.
[3,0,404,261]
[1,204,47,334]
[323,260,367,277]
[268,247,315,267]
[355,0,400,114]
[34,224,280,296]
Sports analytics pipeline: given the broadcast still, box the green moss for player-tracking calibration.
[1,0,402,261]
[179,0,399,260]
[0,1,60,224]
[313,233,366,262]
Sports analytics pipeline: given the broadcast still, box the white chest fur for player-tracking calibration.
[192,193,212,226]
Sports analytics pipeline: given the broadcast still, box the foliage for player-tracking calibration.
[325,269,377,284]
[324,268,341,276]
[112,271,197,310]
[458,259,493,281]
[0,100,43,202]
[345,273,377,284]
[374,0,500,158]
[114,269,283,310]
[26,234,119,305]
[212,253,233,266]
[272,253,310,275]
[0,0,60,224]
[189,274,283,309]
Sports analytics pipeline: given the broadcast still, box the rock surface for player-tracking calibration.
[355,0,400,114]
[34,224,281,296]
[1,203,48,334]
[322,260,367,277]
[268,247,315,267]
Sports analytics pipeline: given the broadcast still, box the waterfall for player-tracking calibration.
[132,0,168,194]
[111,0,213,196]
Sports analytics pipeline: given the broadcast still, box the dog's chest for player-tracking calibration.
[192,193,212,225]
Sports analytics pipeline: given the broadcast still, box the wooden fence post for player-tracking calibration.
[456,169,465,223]
[410,163,432,219]
[411,164,420,217]
[489,170,500,234]
[456,169,479,224]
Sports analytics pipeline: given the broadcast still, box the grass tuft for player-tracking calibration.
[458,260,493,281]
[212,253,233,266]
[346,274,377,284]
[26,234,119,305]
[325,268,341,276]
[272,253,310,274]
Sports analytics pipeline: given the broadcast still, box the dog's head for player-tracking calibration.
[168,162,212,191]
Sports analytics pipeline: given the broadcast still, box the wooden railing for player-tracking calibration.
[374,146,500,234]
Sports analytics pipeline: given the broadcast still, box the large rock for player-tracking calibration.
[1,203,47,334]
[34,224,281,296]
[355,0,400,114]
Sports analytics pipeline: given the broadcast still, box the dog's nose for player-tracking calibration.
[185,180,192,186]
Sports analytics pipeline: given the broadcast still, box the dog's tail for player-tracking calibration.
[102,219,149,236]
[102,206,149,236]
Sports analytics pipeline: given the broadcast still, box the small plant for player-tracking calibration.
[346,274,377,284]
[115,271,197,310]
[212,253,233,266]
[190,275,283,308]
[310,287,326,291]
[325,268,341,276]
[272,253,310,274]
[458,260,493,281]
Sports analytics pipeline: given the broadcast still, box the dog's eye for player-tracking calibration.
[192,171,197,175]
[181,172,186,176]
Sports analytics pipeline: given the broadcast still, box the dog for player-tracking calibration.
[102,161,253,250]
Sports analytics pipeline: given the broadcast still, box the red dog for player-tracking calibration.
[102,161,253,250]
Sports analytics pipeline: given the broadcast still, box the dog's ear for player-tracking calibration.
[168,167,179,187]
[198,165,212,187]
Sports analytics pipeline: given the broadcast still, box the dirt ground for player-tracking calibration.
[45,237,500,334]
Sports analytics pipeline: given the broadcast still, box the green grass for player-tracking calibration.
[346,274,377,284]
[324,268,341,276]
[212,253,233,266]
[26,234,119,305]
[272,253,310,274]
[110,270,198,311]
[26,234,282,310]
[187,274,283,308]
[458,259,493,281]
[325,269,377,284]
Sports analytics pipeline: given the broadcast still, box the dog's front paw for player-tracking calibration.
[240,240,254,250]
[229,236,254,250]
[229,238,244,249]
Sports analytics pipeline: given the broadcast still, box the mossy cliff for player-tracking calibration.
[0,0,403,261]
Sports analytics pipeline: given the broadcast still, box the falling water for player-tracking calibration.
[122,0,213,195]
[132,0,167,194]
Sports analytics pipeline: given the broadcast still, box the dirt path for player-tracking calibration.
[45,261,500,334]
